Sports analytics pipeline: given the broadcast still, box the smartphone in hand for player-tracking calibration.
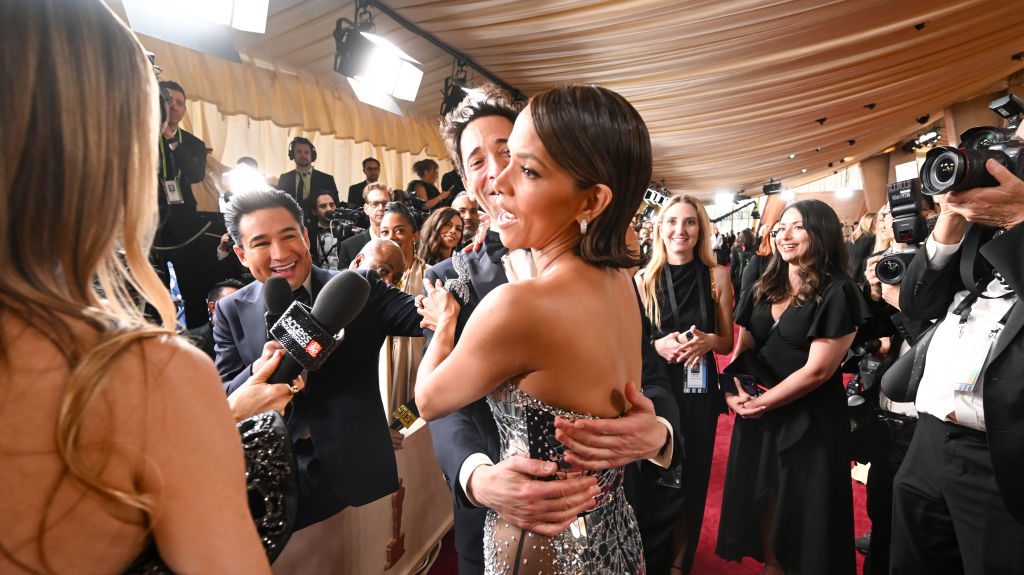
[734,374,767,397]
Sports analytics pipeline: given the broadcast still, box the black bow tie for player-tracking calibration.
[293,287,311,306]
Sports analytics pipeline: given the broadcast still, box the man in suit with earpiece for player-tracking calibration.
[277,137,339,224]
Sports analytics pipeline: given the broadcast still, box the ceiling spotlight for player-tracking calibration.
[848,139,856,146]
[916,114,931,125]
[864,103,877,110]
[801,168,808,173]
[788,153,797,159]
[1014,52,1024,61]
[334,5,423,104]
[914,22,926,31]
[816,147,822,152]
[816,117,827,125]
[828,162,834,168]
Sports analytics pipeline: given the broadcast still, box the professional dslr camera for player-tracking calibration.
[325,205,369,240]
[877,179,933,285]
[919,93,1024,195]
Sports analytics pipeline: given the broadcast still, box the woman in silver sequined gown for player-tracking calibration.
[416,85,653,575]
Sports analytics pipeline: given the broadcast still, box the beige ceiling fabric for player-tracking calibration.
[140,35,448,158]
[379,0,1024,197]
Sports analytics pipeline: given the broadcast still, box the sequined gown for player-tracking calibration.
[483,381,646,575]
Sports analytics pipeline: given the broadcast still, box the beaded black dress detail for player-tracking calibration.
[483,382,645,575]
[123,410,297,573]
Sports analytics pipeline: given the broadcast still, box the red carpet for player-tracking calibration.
[429,412,870,575]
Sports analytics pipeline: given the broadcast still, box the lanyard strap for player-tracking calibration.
[159,128,182,180]
[661,263,712,333]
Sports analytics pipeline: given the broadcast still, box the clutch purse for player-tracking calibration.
[124,410,298,573]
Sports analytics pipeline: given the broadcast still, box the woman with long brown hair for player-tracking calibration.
[716,199,866,575]
[0,1,269,572]
[417,207,464,266]
[637,194,734,575]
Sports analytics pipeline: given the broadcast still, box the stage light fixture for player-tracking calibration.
[334,2,423,106]
[763,180,783,195]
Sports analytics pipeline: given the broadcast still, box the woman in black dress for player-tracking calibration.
[716,199,867,575]
[637,194,734,575]
[406,159,452,211]
[738,218,781,304]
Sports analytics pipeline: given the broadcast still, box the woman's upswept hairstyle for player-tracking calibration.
[412,159,439,178]
[0,0,174,552]
[753,199,849,304]
[639,195,715,330]
[529,85,652,269]
[417,207,462,266]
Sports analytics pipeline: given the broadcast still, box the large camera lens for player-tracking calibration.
[920,146,1002,195]
[876,257,905,285]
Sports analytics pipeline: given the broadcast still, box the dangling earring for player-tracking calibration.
[579,218,589,235]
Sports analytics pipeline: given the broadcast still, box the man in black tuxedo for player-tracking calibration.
[426,86,681,574]
[277,137,339,220]
[346,156,381,209]
[890,158,1024,574]
[213,188,421,529]
[337,182,392,269]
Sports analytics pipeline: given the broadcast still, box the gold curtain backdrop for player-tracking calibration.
[142,35,449,159]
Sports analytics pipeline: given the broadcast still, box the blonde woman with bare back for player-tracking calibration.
[0,1,269,572]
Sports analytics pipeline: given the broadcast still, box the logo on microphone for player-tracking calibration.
[305,340,323,358]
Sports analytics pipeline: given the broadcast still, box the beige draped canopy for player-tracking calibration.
[112,0,1024,200]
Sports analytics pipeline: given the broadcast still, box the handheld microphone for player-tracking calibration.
[268,270,371,385]
[264,276,293,340]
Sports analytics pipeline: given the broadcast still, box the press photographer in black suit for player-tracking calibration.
[424,85,680,575]
[890,157,1024,574]
[213,188,421,529]
[153,80,215,328]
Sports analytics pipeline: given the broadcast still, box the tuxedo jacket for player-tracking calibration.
[424,232,681,566]
[277,169,339,208]
[337,230,371,271]
[213,266,421,515]
[901,222,1024,523]
[347,181,368,208]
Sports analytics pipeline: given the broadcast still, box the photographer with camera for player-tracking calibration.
[848,183,938,575]
[887,94,1024,574]
[308,191,343,270]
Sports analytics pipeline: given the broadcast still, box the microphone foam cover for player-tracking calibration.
[264,276,294,316]
[310,270,371,333]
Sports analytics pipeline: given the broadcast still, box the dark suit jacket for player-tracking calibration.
[337,230,371,270]
[213,266,421,520]
[901,222,1024,523]
[347,181,368,208]
[156,128,207,243]
[277,169,340,208]
[424,232,681,566]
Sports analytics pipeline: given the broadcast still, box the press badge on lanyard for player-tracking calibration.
[949,290,1013,394]
[163,178,183,204]
[684,357,708,394]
